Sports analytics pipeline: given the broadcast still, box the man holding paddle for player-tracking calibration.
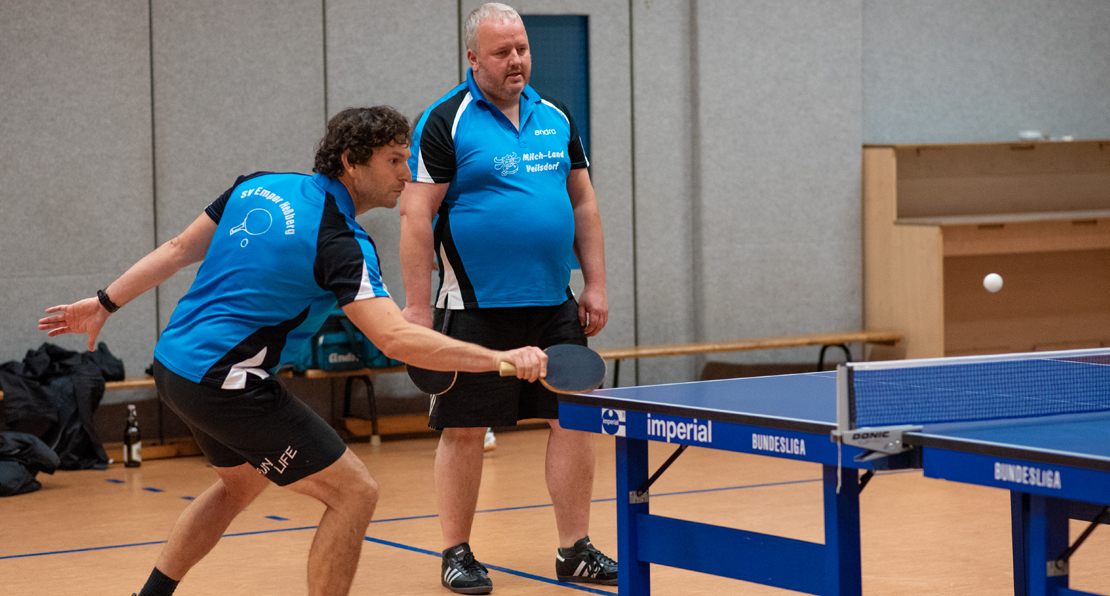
[400,3,614,593]
[39,106,547,596]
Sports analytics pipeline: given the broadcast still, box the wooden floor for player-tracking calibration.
[3,428,1108,596]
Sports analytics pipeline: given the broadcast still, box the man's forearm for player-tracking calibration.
[345,297,499,372]
[104,219,214,308]
[399,216,436,310]
[383,323,500,372]
[573,203,607,289]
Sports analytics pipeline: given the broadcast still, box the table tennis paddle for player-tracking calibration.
[500,344,606,394]
[407,312,459,395]
[406,365,457,395]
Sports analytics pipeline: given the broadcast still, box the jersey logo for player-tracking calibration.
[229,208,274,247]
[221,347,271,389]
[493,152,520,176]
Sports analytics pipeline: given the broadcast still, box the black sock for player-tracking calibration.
[137,567,179,596]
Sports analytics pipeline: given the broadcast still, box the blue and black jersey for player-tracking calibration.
[409,68,589,310]
[154,172,390,390]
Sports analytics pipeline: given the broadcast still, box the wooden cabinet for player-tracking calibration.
[863,140,1110,358]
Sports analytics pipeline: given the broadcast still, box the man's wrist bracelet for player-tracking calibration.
[97,289,120,313]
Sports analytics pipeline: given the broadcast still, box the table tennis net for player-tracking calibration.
[848,350,1110,428]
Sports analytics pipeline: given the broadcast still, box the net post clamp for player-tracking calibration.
[831,425,921,462]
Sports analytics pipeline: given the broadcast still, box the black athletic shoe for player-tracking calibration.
[555,536,618,585]
[441,542,492,594]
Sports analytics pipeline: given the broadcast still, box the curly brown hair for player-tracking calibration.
[313,106,411,179]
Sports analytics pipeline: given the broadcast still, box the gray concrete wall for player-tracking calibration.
[631,0,863,385]
[4,1,1110,402]
[863,0,1110,144]
[630,1,700,384]
[0,0,157,375]
[691,0,864,369]
[151,0,326,333]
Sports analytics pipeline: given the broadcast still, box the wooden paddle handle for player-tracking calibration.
[499,361,516,376]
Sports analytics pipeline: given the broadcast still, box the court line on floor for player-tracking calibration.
[5,472,919,561]
[363,536,614,595]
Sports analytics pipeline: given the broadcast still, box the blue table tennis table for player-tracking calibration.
[558,348,1110,596]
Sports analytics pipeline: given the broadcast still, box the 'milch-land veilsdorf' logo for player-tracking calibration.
[601,409,625,436]
[494,152,520,176]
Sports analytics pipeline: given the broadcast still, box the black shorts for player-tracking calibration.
[153,359,346,486]
[428,298,588,429]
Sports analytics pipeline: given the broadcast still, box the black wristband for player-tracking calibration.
[97,289,120,313]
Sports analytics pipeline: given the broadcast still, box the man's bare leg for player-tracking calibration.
[287,448,378,596]
[435,427,487,548]
[545,418,595,547]
[155,462,271,580]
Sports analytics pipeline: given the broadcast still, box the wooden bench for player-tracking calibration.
[595,330,902,386]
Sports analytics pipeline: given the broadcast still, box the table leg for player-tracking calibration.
[1012,493,1031,596]
[616,436,651,596]
[823,464,862,596]
[1013,493,1070,596]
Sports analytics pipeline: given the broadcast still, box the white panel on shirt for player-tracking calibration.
[415,92,473,184]
[540,99,589,168]
[415,151,435,184]
[451,92,473,138]
[355,260,388,301]
[436,243,464,309]
[542,99,569,123]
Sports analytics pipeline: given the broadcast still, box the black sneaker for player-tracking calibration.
[555,536,618,585]
[441,542,492,594]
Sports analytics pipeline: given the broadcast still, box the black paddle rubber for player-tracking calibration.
[499,344,606,394]
[407,366,457,395]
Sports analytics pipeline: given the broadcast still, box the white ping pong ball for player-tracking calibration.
[983,273,1003,293]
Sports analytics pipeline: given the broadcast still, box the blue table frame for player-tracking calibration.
[560,373,1110,596]
[559,372,878,596]
[911,415,1110,596]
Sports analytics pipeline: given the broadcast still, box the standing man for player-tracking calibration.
[399,4,614,594]
[39,106,547,596]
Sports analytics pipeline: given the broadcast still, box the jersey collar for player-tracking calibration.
[312,173,356,217]
[465,68,539,129]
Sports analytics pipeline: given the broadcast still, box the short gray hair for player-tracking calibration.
[464,3,521,53]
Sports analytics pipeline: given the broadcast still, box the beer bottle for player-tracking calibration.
[123,404,142,467]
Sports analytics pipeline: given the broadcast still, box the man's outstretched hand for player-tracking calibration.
[39,297,109,351]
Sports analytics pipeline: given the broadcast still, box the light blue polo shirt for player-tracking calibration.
[154,172,390,390]
[409,69,589,309]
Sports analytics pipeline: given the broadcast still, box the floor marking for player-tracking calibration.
[9,473,909,561]
[0,541,169,559]
[362,536,615,595]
